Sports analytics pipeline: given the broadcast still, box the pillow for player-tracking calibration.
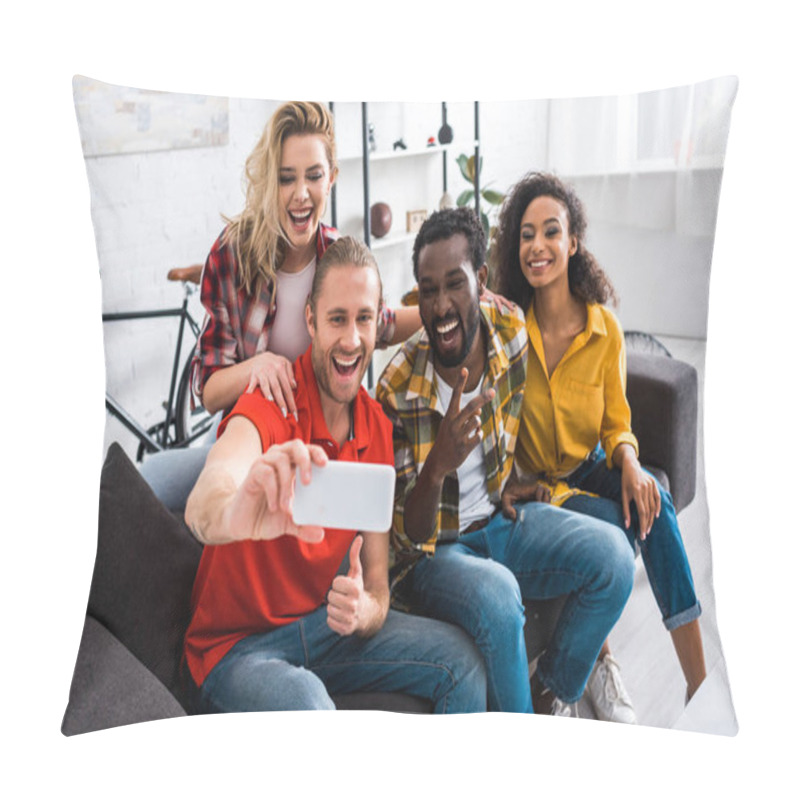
[71,75,738,735]
[63,442,203,735]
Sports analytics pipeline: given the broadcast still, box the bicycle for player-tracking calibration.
[103,264,214,462]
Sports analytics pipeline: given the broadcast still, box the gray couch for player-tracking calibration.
[62,352,697,734]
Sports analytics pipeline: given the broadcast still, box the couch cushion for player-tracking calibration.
[85,442,203,710]
[62,616,186,735]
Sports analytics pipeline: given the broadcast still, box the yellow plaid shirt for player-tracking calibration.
[376,303,528,593]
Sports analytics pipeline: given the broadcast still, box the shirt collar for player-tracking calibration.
[585,302,608,337]
[316,224,338,261]
[526,301,607,341]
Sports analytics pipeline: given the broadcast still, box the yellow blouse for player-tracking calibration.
[515,302,638,503]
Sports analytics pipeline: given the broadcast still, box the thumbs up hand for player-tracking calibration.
[327,536,367,636]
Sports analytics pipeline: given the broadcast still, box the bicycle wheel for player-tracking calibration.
[175,351,214,446]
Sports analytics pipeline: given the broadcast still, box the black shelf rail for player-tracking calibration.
[326,101,482,387]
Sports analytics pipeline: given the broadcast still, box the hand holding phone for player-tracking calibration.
[222,439,328,544]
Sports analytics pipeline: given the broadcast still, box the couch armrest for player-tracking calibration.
[626,353,698,514]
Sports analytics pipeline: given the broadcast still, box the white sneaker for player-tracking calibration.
[551,697,578,718]
[586,654,637,724]
[531,670,579,718]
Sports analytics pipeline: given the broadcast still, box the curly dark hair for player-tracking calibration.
[491,171,617,309]
[412,206,486,280]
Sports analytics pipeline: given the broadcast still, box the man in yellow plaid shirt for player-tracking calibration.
[376,207,635,716]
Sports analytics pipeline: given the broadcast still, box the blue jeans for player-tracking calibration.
[562,445,701,631]
[139,444,213,513]
[138,410,221,513]
[402,503,635,709]
[199,606,487,714]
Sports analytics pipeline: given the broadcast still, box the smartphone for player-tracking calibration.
[292,461,396,532]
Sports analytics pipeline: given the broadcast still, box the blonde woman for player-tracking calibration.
[193,101,421,419]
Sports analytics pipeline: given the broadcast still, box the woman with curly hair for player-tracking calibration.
[494,171,706,724]
[193,100,421,419]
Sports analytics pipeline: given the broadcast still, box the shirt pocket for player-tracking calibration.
[558,378,604,449]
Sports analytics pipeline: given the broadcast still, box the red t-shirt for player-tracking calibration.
[184,346,394,687]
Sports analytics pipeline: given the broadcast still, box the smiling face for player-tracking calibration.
[305,263,381,407]
[417,233,486,369]
[279,133,336,260]
[518,195,577,293]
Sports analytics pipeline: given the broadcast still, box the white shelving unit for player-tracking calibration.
[369,230,417,251]
[328,102,481,384]
[339,140,479,163]
[330,102,481,252]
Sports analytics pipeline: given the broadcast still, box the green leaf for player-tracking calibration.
[466,155,476,182]
[470,155,483,180]
[456,154,471,182]
[480,210,490,238]
[456,189,474,207]
[481,189,505,206]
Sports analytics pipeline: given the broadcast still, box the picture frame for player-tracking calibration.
[406,209,427,233]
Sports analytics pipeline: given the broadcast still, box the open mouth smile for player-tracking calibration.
[434,316,462,346]
[527,259,551,270]
[288,209,313,228]
[332,352,362,377]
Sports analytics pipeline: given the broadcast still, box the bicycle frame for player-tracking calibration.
[103,285,207,457]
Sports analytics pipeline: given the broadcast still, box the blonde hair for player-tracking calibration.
[224,101,337,295]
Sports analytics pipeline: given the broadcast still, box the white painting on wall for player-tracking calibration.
[73,75,229,157]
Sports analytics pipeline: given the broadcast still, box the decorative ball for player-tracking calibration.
[370,202,392,239]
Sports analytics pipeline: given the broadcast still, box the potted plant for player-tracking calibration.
[455,153,505,248]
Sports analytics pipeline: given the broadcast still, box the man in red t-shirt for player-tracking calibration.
[183,236,486,713]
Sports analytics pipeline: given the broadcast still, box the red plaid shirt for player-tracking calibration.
[192,224,396,398]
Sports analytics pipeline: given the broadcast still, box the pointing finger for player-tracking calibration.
[621,485,631,530]
[448,368,469,416]
[653,480,662,518]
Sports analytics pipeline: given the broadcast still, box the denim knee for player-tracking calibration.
[202,656,336,713]
[268,665,336,711]
[441,630,489,713]
[590,520,636,606]
[467,560,526,646]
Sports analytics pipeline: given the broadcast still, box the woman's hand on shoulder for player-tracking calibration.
[619,451,661,540]
[246,352,298,419]
[480,287,517,315]
[501,473,552,520]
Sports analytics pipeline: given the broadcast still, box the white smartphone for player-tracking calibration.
[292,461,396,532]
